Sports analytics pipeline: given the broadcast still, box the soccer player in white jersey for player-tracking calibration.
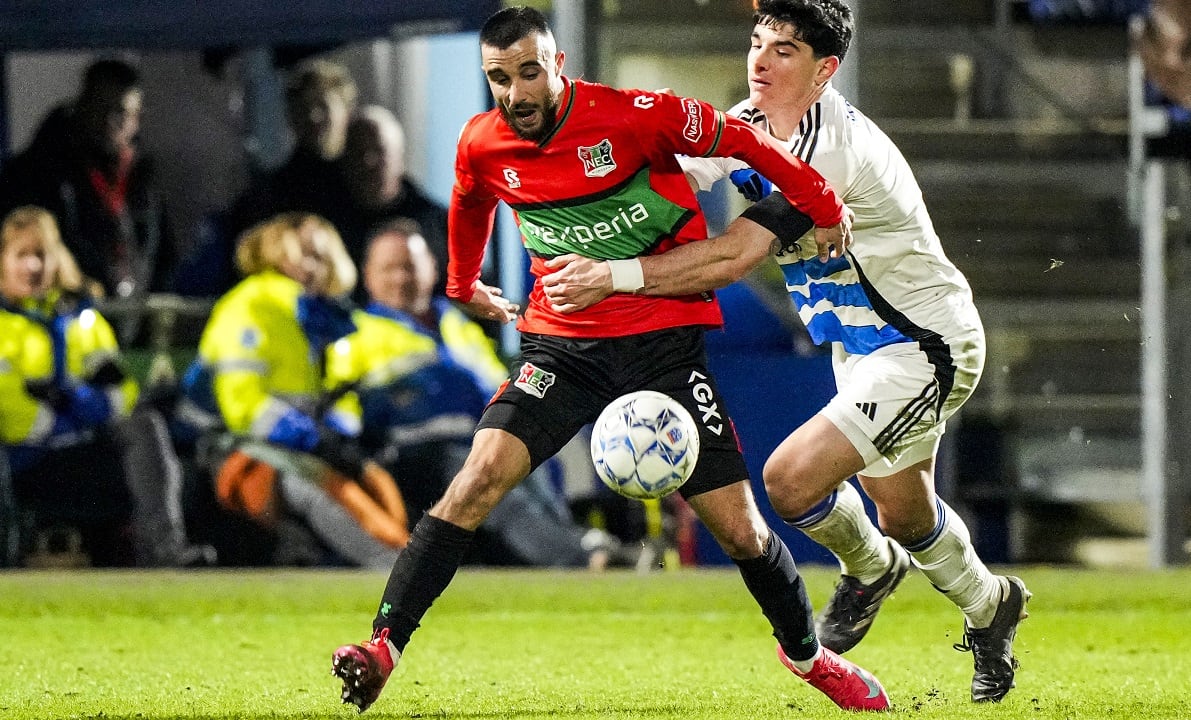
[541,0,1030,704]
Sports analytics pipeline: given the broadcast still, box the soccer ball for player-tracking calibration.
[590,390,700,500]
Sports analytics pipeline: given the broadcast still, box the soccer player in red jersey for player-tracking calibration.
[332,6,889,713]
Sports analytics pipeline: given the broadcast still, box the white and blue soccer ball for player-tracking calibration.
[590,390,700,500]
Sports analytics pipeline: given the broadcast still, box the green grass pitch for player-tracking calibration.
[0,565,1187,719]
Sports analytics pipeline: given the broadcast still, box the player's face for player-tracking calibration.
[482,32,565,141]
[0,228,53,302]
[747,22,837,117]
[363,232,436,314]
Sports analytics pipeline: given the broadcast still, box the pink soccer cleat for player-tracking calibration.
[332,627,399,713]
[778,643,891,711]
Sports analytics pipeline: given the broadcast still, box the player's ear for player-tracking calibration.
[554,49,566,75]
[816,55,840,85]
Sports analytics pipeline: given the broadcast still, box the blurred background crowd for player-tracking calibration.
[0,6,649,571]
[0,0,1188,570]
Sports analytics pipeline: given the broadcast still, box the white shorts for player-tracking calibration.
[820,330,984,478]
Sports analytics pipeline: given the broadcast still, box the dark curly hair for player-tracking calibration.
[753,0,854,60]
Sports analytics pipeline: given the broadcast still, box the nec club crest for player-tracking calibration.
[578,138,616,178]
[514,362,556,398]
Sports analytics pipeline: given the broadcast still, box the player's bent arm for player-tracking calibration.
[639,216,775,296]
[542,194,814,310]
[642,191,816,295]
[542,216,776,312]
[637,192,815,296]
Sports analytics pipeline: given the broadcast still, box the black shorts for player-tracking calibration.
[476,326,748,499]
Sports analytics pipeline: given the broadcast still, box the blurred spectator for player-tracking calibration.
[1028,0,1149,24]
[329,106,450,298]
[0,59,175,302]
[335,220,629,568]
[179,59,360,298]
[179,212,409,568]
[0,206,212,567]
[230,58,359,235]
[1135,0,1191,109]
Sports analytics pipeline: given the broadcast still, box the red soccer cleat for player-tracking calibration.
[332,627,399,713]
[778,643,891,711]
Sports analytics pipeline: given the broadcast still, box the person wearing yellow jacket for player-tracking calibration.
[336,219,628,568]
[0,205,212,566]
[181,212,408,567]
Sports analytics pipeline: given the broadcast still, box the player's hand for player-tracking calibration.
[542,254,614,314]
[814,205,855,262]
[462,280,520,323]
[729,168,773,202]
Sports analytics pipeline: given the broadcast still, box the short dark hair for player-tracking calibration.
[79,58,139,100]
[754,0,853,61]
[480,6,552,50]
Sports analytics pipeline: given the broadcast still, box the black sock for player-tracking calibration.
[373,514,475,652]
[733,531,819,662]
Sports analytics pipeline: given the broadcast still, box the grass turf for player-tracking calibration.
[0,565,1187,719]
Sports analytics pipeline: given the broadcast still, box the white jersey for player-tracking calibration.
[682,84,981,357]
[682,85,985,473]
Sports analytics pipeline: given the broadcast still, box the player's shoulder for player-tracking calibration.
[458,108,503,143]
[726,98,764,124]
[822,86,886,142]
[579,78,658,111]
[802,87,868,152]
[585,78,710,119]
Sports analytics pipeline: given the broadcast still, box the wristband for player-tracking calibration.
[607,258,645,293]
[739,193,816,248]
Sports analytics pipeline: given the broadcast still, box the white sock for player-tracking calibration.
[908,500,1002,628]
[790,646,821,674]
[797,481,892,585]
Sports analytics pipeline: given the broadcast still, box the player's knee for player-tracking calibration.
[715,524,768,559]
[761,458,819,518]
[875,505,937,545]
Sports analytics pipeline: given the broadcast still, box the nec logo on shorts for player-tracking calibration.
[515,362,556,398]
[681,98,702,143]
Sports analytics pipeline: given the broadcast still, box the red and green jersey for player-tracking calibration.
[448,77,842,338]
